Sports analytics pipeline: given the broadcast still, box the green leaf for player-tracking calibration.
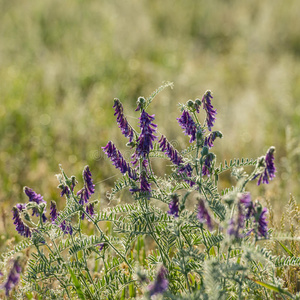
[248,277,294,297]
[68,267,86,300]
[277,240,295,257]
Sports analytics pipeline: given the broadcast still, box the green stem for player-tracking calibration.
[139,199,170,265]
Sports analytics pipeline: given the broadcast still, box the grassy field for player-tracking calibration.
[1,0,300,252]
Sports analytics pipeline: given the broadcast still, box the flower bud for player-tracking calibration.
[195,98,201,106]
[187,100,194,107]
[201,146,209,156]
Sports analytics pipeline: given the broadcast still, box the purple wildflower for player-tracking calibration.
[167,194,179,218]
[140,171,151,199]
[16,203,26,211]
[85,203,95,219]
[76,166,95,205]
[177,110,197,143]
[12,207,31,238]
[83,166,95,195]
[197,199,213,230]
[256,147,276,185]
[204,131,223,148]
[227,203,246,239]
[239,192,254,219]
[98,243,105,251]
[24,187,47,222]
[133,110,157,162]
[102,141,137,180]
[148,266,168,297]
[159,135,192,176]
[202,90,217,131]
[60,221,73,235]
[60,185,70,197]
[113,98,135,142]
[257,207,268,237]
[202,153,214,176]
[2,259,22,296]
[158,135,194,186]
[50,201,58,224]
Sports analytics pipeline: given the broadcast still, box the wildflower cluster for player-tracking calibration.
[2,85,286,300]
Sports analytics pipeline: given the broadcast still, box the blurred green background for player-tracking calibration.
[1,0,300,246]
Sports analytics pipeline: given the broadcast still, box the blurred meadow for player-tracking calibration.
[1,0,300,250]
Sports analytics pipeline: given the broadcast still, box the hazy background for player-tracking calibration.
[1,0,300,245]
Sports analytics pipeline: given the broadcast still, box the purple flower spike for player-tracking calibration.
[148,266,168,297]
[3,259,22,296]
[76,166,95,205]
[258,207,268,237]
[256,147,276,185]
[24,187,47,222]
[140,172,151,199]
[83,166,95,196]
[202,90,217,131]
[113,99,135,142]
[202,153,214,176]
[134,110,157,161]
[12,207,31,238]
[177,110,197,143]
[50,201,58,224]
[239,193,254,219]
[158,135,193,178]
[167,194,179,218]
[197,199,213,230]
[24,187,45,205]
[86,203,95,219]
[102,141,137,180]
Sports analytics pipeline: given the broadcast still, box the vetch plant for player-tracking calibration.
[1,83,297,299]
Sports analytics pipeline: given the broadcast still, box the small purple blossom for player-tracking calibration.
[113,98,135,142]
[202,153,214,176]
[167,194,179,218]
[177,110,197,143]
[98,243,105,251]
[197,199,212,230]
[239,192,254,219]
[50,201,58,224]
[140,172,151,199]
[16,203,26,211]
[257,207,268,238]
[133,110,157,162]
[204,131,223,148]
[12,207,31,238]
[2,259,22,296]
[24,187,47,222]
[60,185,70,197]
[256,147,276,185]
[202,90,217,131]
[60,221,73,235]
[148,266,168,297]
[227,203,246,239]
[85,203,95,219]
